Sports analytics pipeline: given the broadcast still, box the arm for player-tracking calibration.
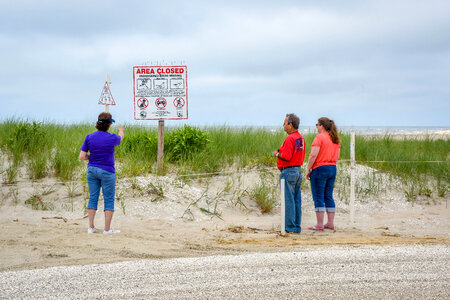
[273,150,289,161]
[306,146,320,180]
[118,126,124,142]
[79,150,89,161]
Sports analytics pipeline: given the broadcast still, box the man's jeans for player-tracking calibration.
[279,166,302,233]
[87,166,116,211]
[310,165,336,212]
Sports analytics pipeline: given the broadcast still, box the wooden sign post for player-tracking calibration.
[157,120,165,175]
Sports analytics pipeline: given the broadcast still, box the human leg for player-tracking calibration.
[86,166,101,232]
[99,169,117,232]
[280,168,301,233]
[325,212,335,229]
[104,210,114,231]
[293,169,302,232]
[310,167,327,229]
[323,165,337,228]
[88,209,96,229]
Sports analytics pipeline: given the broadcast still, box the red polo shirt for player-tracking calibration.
[277,131,305,170]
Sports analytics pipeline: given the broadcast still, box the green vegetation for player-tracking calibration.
[355,135,449,183]
[0,120,448,212]
[248,172,278,213]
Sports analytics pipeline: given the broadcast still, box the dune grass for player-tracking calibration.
[355,135,449,182]
[0,121,448,200]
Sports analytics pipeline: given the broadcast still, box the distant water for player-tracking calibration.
[264,126,450,135]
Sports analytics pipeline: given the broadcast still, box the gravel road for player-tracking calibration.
[1,245,448,299]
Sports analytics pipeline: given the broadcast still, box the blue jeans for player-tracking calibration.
[310,165,336,212]
[279,167,302,233]
[87,166,116,211]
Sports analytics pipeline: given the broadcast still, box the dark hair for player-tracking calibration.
[286,113,300,129]
[318,117,340,144]
[96,112,113,132]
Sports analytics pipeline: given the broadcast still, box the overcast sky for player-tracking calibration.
[0,0,449,127]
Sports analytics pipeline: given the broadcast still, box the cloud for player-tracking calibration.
[0,0,449,126]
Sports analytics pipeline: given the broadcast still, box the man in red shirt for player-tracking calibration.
[273,114,305,233]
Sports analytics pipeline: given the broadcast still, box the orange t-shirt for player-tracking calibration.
[311,132,340,170]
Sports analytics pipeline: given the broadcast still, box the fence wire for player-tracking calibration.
[1,159,448,187]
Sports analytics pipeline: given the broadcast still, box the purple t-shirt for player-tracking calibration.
[80,131,121,173]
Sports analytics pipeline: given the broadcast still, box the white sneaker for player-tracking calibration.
[88,227,97,234]
[103,229,120,235]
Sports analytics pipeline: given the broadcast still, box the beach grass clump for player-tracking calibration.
[50,124,93,181]
[0,121,53,180]
[25,193,52,210]
[249,172,279,213]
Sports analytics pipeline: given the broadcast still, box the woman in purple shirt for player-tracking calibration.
[79,112,124,234]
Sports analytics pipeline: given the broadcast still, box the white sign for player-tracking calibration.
[133,66,188,120]
[98,82,116,105]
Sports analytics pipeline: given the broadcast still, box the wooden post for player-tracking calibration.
[105,74,110,113]
[349,132,355,223]
[157,119,165,175]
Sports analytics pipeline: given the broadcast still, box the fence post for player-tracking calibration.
[280,178,286,235]
[350,132,355,223]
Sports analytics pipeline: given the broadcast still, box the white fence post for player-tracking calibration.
[280,178,286,235]
[350,132,355,223]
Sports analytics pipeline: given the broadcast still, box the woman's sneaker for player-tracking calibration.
[88,227,98,234]
[103,229,120,235]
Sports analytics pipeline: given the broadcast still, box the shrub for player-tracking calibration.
[166,126,209,162]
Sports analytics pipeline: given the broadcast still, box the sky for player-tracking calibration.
[0,0,449,127]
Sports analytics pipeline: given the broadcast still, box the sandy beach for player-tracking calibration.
[0,163,449,272]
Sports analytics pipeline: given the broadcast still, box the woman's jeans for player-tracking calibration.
[87,166,116,211]
[310,165,337,212]
[279,166,302,233]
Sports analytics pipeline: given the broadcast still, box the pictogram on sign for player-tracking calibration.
[98,82,116,105]
[155,97,167,109]
[173,97,185,108]
[137,97,149,109]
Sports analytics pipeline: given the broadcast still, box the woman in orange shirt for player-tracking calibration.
[306,117,340,231]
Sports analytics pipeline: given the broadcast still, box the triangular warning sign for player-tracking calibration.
[98,82,116,105]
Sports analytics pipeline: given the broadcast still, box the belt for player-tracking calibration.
[280,165,301,171]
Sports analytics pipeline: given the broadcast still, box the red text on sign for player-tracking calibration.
[136,67,185,75]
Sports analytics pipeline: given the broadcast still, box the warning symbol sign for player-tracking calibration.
[173,97,185,108]
[98,82,116,105]
[155,97,167,109]
[137,97,149,109]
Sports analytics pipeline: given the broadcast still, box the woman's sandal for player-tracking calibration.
[324,225,335,230]
[308,225,324,232]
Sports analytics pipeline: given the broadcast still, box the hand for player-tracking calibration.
[306,170,311,180]
[273,150,278,158]
[119,125,124,132]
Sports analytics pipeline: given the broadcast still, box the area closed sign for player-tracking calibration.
[133,66,188,120]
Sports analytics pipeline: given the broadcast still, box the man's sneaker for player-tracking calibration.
[88,227,98,234]
[103,229,120,235]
